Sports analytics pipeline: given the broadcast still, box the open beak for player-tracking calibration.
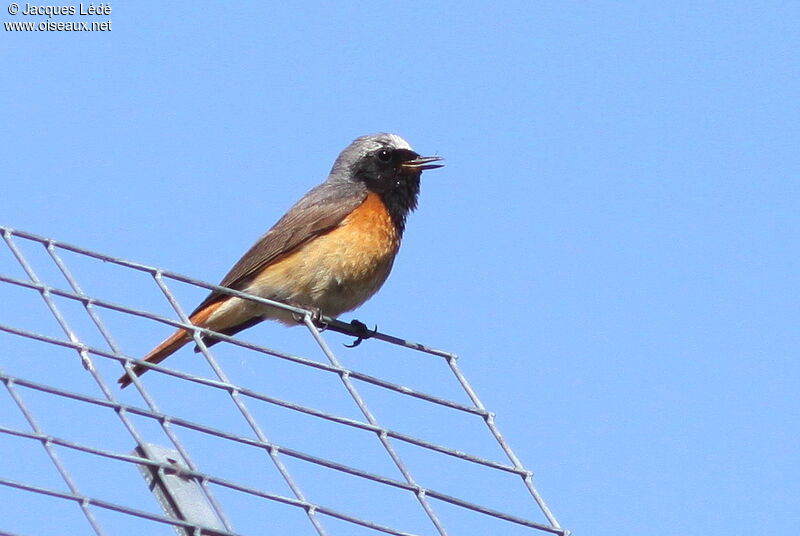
[400,155,445,171]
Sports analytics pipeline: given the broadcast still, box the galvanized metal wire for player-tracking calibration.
[0,225,568,536]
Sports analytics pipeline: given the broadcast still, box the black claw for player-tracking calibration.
[344,319,378,348]
[344,338,363,348]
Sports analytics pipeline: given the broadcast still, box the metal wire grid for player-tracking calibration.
[0,225,568,536]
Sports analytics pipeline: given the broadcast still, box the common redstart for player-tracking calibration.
[118,133,443,387]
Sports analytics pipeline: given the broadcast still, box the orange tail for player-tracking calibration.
[118,300,223,388]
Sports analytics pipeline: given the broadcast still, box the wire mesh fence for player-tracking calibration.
[0,225,568,536]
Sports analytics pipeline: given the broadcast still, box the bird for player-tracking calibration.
[118,133,443,387]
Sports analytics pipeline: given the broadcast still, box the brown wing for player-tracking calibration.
[191,182,367,315]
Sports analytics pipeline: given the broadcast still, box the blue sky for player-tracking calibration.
[1,2,799,535]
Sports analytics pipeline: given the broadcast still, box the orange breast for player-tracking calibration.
[244,192,401,321]
[332,192,400,263]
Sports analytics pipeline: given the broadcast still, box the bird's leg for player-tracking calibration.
[292,306,327,331]
[344,319,378,348]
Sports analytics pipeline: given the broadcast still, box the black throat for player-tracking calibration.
[376,173,420,236]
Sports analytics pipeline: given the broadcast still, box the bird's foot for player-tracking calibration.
[293,307,327,330]
[344,319,378,348]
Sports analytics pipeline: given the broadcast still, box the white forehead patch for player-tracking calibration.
[356,133,413,155]
[384,133,412,151]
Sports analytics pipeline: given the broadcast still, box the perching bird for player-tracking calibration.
[119,133,443,387]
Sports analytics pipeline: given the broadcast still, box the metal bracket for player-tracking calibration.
[134,443,227,535]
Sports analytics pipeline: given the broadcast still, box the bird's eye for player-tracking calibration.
[377,149,392,162]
